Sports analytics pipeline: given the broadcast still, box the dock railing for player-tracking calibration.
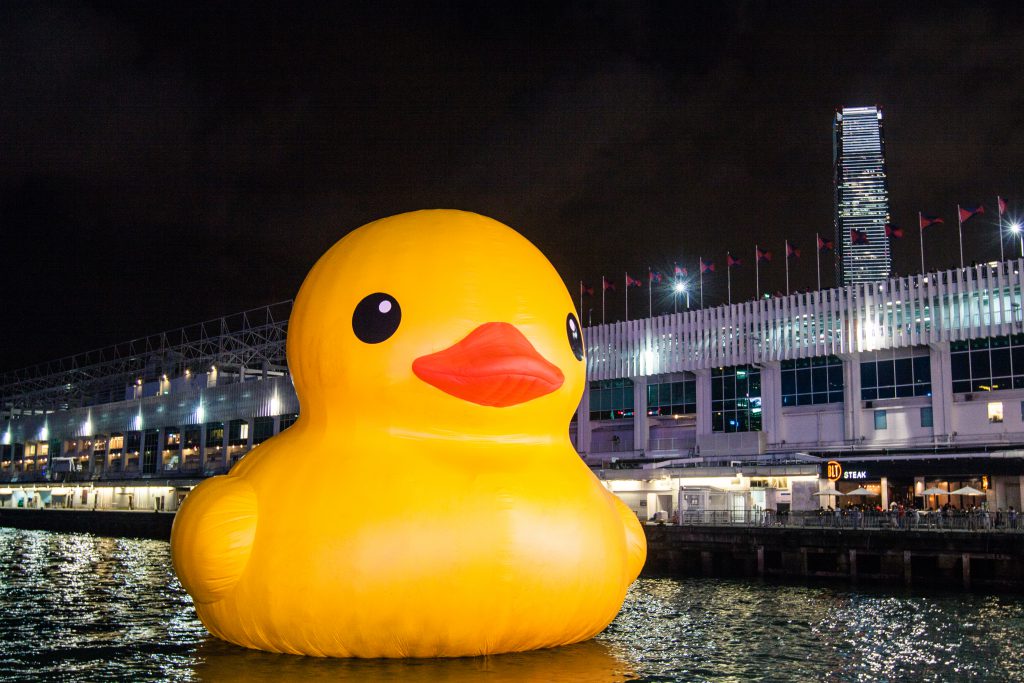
[672,508,1023,531]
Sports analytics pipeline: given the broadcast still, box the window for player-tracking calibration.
[205,422,225,448]
[711,365,762,433]
[647,374,697,416]
[860,349,931,401]
[950,334,1024,393]
[781,355,843,406]
[279,413,299,431]
[874,410,887,430]
[920,407,933,428]
[252,416,275,445]
[589,379,635,421]
[988,402,1004,424]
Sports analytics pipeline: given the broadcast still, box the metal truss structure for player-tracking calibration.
[1,301,293,415]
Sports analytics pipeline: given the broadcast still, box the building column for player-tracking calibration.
[577,383,592,455]
[695,369,713,441]
[929,341,952,442]
[880,476,889,509]
[155,428,165,473]
[839,352,862,442]
[221,422,230,470]
[632,376,648,454]
[759,361,781,445]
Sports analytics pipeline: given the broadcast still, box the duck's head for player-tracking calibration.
[287,210,585,440]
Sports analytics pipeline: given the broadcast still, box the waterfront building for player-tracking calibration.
[834,105,891,285]
[4,262,1024,521]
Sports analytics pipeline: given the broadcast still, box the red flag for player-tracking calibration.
[919,214,944,229]
[602,276,616,291]
[700,258,715,273]
[580,282,594,296]
[626,273,643,288]
[786,242,801,259]
[958,205,984,222]
[727,253,742,268]
[999,196,1008,216]
[756,247,772,263]
[648,270,663,284]
[851,228,869,245]
[817,235,834,252]
[673,262,685,277]
[884,223,904,239]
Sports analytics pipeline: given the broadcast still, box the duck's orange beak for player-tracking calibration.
[412,322,564,407]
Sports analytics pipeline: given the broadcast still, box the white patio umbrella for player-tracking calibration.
[846,487,877,496]
[813,487,844,496]
[949,486,986,496]
[920,487,948,496]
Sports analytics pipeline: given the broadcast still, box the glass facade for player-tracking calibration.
[589,379,635,421]
[711,365,762,433]
[781,355,844,406]
[646,374,697,416]
[860,350,931,400]
[950,335,1024,393]
[833,106,890,285]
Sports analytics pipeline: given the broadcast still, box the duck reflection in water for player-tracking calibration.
[190,638,634,683]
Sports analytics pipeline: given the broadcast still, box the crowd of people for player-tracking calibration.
[813,502,1019,530]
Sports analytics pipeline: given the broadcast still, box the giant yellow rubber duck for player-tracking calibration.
[171,209,646,658]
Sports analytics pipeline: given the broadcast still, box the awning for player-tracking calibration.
[0,488,12,495]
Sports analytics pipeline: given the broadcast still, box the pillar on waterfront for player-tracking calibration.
[928,342,953,440]
[576,383,592,455]
[839,352,862,442]
[632,376,648,453]
[694,369,713,441]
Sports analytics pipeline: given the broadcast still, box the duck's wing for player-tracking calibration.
[171,475,257,604]
[612,494,647,582]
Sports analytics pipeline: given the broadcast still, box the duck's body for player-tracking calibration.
[171,210,645,658]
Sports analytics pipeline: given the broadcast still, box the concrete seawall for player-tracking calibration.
[0,509,174,540]
[4,511,1023,590]
[643,524,1024,590]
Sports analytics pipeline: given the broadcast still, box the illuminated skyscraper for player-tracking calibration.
[833,106,891,285]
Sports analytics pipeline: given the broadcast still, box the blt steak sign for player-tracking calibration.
[826,460,869,481]
[826,460,842,481]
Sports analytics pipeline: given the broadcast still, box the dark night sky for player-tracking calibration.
[3,1,1024,372]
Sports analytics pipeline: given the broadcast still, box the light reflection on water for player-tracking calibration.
[1,528,1023,682]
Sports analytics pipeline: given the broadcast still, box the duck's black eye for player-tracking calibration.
[352,293,401,344]
[566,313,584,361]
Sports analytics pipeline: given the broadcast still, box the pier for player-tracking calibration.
[644,522,1024,590]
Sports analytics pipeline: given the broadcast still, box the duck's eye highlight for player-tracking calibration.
[352,293,401,344]
[566,313,584,361]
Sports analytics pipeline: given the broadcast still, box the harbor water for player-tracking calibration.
[2,528,1023,682]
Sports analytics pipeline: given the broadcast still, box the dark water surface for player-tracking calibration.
[1,528,1022,682]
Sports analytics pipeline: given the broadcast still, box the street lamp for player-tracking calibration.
[1011,223,1023,259]
[673,281,689,312]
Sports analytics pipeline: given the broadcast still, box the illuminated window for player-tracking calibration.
[988,402,1004,424]
[589,379,635,421]
[781,355,843,406]
[920,407,933,428]
[711,365,762,433]
[860,349,931,400]
[874,410,887,430]
[647,374,696,416]
[951,335,1024,393]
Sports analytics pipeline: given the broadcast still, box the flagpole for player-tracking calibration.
[624,273,628,322]
[601,276,606,325]
[957,204,964,269]
[648,268,653,318]
[816,233,821,291]
[918,213,925,274]
[998,196,1005,263]
[700,262,704,308]
[785,240,790,296]
[755,245,760,300]
[727,252,732,305]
